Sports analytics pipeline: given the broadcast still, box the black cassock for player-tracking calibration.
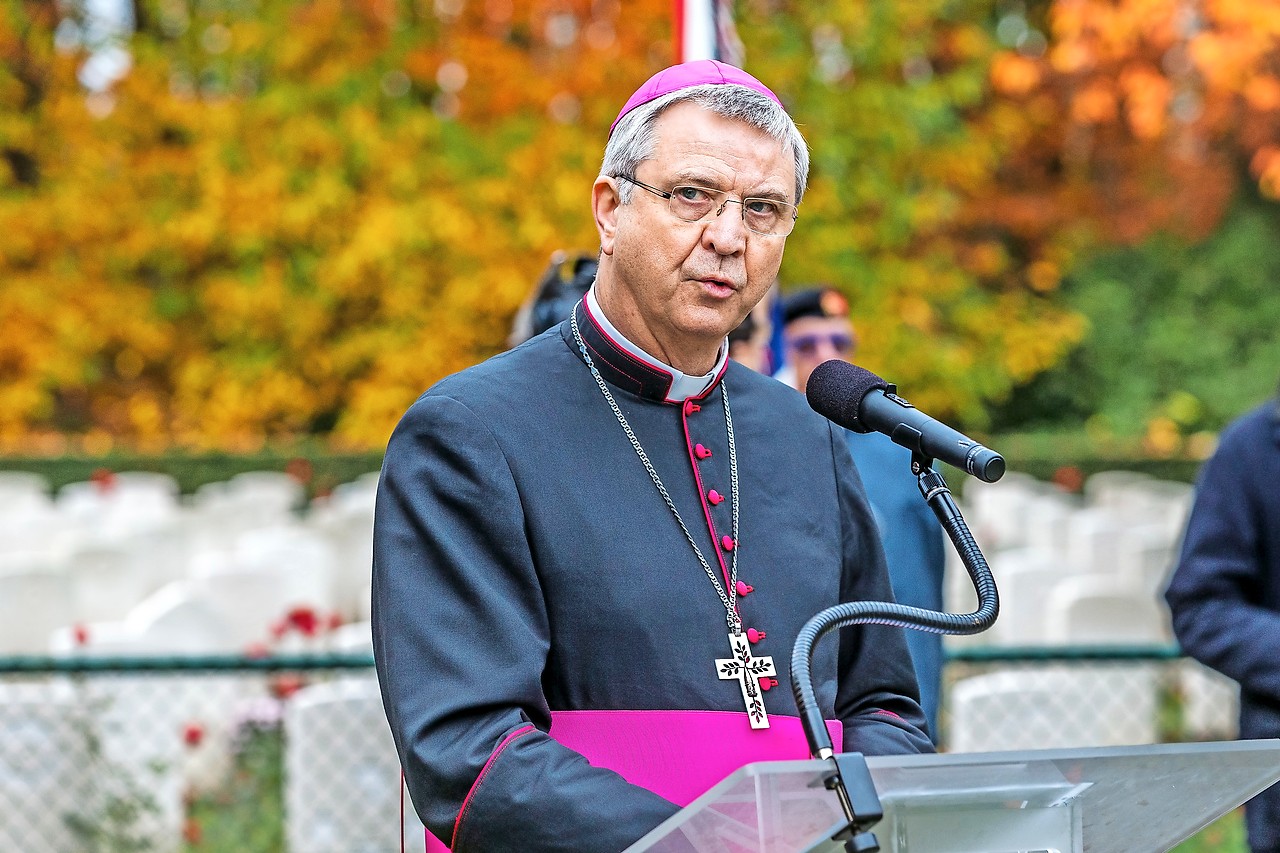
[372,300,932,852]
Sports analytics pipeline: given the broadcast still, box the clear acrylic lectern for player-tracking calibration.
[624,740,1280,853]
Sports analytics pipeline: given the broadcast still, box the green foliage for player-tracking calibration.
[991,194,1280,436]
[63,689,166,853]
[0,447,381,497]
[740,0,1083,427]
[184,720,284,852]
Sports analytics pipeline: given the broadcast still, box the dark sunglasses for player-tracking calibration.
[788,333,856,356]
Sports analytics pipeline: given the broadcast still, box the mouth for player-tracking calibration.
[693,276,740,297]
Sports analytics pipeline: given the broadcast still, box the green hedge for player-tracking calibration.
[1,447,1199,504]
[0,451,384,499]
[1009,457,1200,487]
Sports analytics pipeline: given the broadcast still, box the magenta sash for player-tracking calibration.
[425,710,842,851]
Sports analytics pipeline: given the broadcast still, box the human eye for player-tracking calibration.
[668,185,716,220]
[673,185,713,203]
[744,198,782,216]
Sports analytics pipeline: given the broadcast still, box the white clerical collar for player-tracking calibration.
[586,286,729,403]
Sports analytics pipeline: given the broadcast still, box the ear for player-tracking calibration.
[592,177,622,256]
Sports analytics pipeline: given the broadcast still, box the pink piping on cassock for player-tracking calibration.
[682,403,737,596]
[448,725,536,849]
[581,298,729,405]
[581,299,675,395]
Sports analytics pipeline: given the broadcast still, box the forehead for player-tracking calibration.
[644,101,796,196]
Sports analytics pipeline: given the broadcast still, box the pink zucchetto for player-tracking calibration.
[609,59,784,136]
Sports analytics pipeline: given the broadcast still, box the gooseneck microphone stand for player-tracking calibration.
[791,451,1000,853]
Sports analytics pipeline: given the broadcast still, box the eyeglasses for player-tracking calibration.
[788,333,856,356]
[614,175,798,237]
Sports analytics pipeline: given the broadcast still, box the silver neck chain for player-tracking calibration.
[571,311,742,635]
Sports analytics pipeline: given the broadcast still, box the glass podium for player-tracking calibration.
[625,740,1280,853]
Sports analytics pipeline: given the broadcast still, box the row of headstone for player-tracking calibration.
[0,667,418,853]
[942,469,1239,750]
[284,677,426,852]
[946,469,1194,649]
[0,469,380,656]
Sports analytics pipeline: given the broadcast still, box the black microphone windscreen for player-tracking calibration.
[806,361,888,434]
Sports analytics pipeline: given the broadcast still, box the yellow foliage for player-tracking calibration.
[19,0,1256,447]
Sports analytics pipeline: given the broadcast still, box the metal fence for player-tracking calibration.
[0,649,1239,852]
[0,654,420,853]
[941,645,1238,751]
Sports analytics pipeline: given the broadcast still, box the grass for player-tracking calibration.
[1172,808,1247,852]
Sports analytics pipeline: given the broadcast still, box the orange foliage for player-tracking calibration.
[6,0,1276,449]
[0,0,668,452]
[973,0,1280,251]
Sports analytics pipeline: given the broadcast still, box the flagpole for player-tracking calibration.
[677,0,716,62]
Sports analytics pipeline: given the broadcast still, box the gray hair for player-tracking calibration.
[601,84,810,207]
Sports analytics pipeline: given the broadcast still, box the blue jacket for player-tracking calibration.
[846,431,946,738]
[372,302,932,852]
[1165,398,1280,852]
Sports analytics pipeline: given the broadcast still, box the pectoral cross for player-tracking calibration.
[716,631,776,729]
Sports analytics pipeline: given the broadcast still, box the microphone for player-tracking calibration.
[806,360,1006,483]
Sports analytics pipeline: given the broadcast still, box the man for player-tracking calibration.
[373,61,932,853]
[1165,387,1280,853]
[725,286,775,373]
[778,287,947,739]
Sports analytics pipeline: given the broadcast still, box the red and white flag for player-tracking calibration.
[674,0,745,67]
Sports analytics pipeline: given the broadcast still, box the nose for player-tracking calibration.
[701,201,748,255]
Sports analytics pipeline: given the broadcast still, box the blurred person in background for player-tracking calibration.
[1165,381,1280,853]
[777,286,946,740]
[725,283,777,373]
[372,60,931,852]
[507,251,600,348]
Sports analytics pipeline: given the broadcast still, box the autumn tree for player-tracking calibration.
[976,0,1280,253]
[740,0,1084,423]
[23,0,1272,450]
[0,0,667,452]
[970,0,1280,440]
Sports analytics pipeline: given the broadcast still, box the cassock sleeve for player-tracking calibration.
[1165,420,1280,704]
[827,422,937,754]
[372,393,679,852]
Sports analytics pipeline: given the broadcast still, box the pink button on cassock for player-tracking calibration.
[695,444,712,460]
[708,489,723,505]
[720,535,735,552]
[735,581,753,596]
[683,400,701,416]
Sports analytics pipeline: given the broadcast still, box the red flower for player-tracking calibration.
[90,468,117,493]
[285,457,314,485]
[271,673,305,700]
[72,624,89,646]
[182,721,205,748]
[1052,465,1086,494]
[284,606,319,637]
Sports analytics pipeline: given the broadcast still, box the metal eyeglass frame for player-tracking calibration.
[613,174,798,237]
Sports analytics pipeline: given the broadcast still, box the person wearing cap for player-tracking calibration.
[373,60,931,852]
[725,283,778,374]
[508,250,601,348]
[779,286,947,739]
[1164,385,1280,853]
